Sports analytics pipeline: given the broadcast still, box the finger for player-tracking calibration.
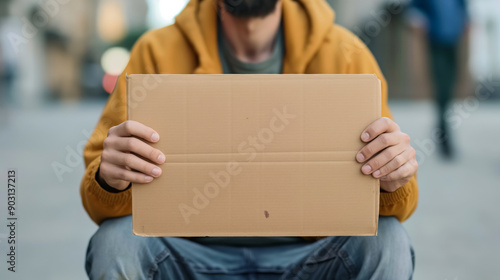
[356,132,400,163]
[380,159,417,182]
[110,120,159,143]
[100,162,154,184]
[110,137,165,164]
[372,147,415,178]
[103,149,162,178]
[361,117,400,142]
[360,144,406,175]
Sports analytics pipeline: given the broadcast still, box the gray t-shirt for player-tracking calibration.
[218,19,284,74]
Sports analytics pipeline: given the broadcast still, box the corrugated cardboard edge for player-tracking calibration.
[126,74,131,120]
[126,75,141,236]
[374,76,381,236]
[136,232,379,237]
[133,228,380,237]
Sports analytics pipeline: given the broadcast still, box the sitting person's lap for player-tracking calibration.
[85,215,414,280]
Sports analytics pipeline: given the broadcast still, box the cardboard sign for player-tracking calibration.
[128,74,380,237]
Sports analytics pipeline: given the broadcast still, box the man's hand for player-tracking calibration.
[356,117,418,192]
[99,120,165,191]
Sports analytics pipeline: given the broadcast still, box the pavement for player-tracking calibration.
[0,99,498,280]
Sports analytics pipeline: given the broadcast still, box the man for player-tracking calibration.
[82,0,419,279]
[410,0,468,158]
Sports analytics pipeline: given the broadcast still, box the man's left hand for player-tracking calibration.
[356,117,418,192]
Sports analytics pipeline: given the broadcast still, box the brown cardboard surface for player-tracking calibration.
[127,74,381,237]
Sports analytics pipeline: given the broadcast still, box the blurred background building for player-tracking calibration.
[1,0,499,106]
[0,0,499,279]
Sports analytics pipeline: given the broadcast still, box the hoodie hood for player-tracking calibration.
[174,0,335,74]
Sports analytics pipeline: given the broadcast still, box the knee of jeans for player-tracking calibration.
[86,215,169,279]
[336,216,414,279]
[89,215,135,251]
[362,216,414,270]
[86,216,146,270]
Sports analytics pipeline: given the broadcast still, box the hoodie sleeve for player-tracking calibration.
[80,34,156,225]
[343,30,419,222]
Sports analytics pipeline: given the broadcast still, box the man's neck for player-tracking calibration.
[219,1,282,64]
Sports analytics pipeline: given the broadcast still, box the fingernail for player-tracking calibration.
[152,168,161,176]
[151,133,160,142]
[145,176,153,182]
[356,153,365,162]
[373,170,381,177]
[362,132,370,141]
[157,154,165,163]
[362,165,372,174]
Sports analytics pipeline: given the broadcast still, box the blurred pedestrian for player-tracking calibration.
[410,0,469,158]
[0,16,18,124]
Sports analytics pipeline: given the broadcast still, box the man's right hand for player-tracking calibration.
[98,120,165,191]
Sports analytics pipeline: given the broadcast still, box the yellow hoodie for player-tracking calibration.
[81,0,418,228]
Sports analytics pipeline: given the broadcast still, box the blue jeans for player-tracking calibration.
[85,215,414,279]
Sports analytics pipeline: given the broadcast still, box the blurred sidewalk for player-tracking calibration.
[391,100,500,280]
[0,100,499,279]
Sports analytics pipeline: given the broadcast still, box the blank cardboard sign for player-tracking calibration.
[127,74,381,237]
